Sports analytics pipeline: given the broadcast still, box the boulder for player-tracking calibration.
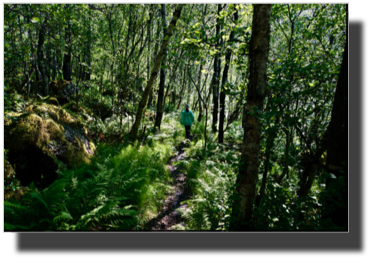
[4,103,95,189]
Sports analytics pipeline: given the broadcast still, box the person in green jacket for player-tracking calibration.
[180,104,195,139]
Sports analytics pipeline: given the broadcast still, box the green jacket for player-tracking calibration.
[180,110,195,126]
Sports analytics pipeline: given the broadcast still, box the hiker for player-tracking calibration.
[180,104,195,139]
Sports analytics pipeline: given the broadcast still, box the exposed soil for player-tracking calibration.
[145,141,192,230]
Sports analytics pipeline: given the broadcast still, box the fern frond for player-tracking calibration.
[53,211,73,224]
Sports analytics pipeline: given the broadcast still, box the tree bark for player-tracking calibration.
[218,5,238,143]
[147,8,153,108]
[197,64,203,121]
[212,4,222,133]
[37,21,49,96]
[154,4,167,130]
[130,4,184,139]
[230,4,272,230]
[62,5,72,81]
[322,5,348,229]
[85,11,91,81]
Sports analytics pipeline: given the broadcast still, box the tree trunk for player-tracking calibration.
[37,21,49,96]
[255,126,276,208]
[218,5,238,143]
[130,4,184,139]
[85,13,91,81]
[62,6,72,81]
[154,4,167,130]
[230,4,272,230]
[52,48,57,81]
[197,64,203,121]
[147,10,152,108]
[212,4,222,133]
[322,6,348,229]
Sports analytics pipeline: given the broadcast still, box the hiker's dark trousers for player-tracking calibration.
[185,125,191,139]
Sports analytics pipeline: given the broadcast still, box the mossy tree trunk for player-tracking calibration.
[230,4,272,230]
[130,4,184,140]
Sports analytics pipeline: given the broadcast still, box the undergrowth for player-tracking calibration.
[4,140,172,231]
[175,123,242,230]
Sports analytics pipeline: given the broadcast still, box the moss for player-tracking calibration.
[4,113,12,126]
[46,97,60,106]
[65,139,92,167]
[4,180,34,202]
[5,100,96,187]
[4,159,15,184]
[89,141,96,153]
[63,101,84,113]
[7,113,63,151]
[35,103,83,130]
[4,111,24,129]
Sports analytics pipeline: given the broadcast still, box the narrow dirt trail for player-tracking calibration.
[145,142,191,230]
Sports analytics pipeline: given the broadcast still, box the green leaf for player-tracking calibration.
[31,17,40,23]
[220,11,228,18]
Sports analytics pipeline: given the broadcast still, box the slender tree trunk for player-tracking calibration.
[230,4,272,230]
[163,49,185,104]
[212,4,222,132]
[85,12,91,80]
[154,4,167,130]
[255,126,276,208]
[37,21,49,96]
[218,5,238,143]
[62,6,72,81]
[188,68,209,153]
[52,48,57,81]
[177,68,187,110]
[197,63,203,121]
[130,4,184,139]
[147,9,152,108]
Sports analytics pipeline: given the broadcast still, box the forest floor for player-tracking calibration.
[145,141,191,230]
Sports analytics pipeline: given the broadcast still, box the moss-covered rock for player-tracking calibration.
[46,97,60,106]
[4,159,15,186]
[4,180,33,202]
[62,101,95,123]
[4,102,95,189]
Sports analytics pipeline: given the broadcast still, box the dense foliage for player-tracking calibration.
[4,4,347,231]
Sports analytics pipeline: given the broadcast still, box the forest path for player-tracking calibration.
[145,141,191,230]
